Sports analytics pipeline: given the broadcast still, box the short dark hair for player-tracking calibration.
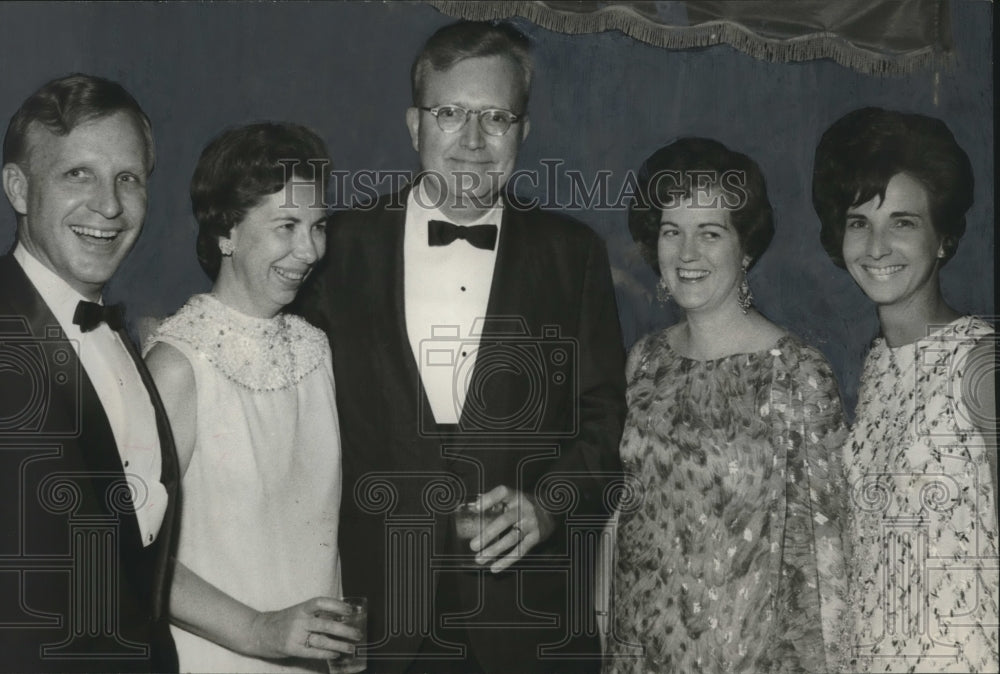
[411,21,533,112]
[628,137,774,275]
[3,73,154,173]
[812,107,974,268]
[191,122,331,280]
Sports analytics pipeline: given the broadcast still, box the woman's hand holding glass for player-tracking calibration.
[250,596,361,660]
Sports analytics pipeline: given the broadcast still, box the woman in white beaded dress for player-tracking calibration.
[145,123,359,673]
[813,107,998,672]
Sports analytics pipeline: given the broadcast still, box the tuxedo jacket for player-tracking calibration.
[295,191,626,673]
[0,254,179,673]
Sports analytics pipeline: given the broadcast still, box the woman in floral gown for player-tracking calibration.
[604,138,850,673]
[145,123,360,672]
[813,107,998,673]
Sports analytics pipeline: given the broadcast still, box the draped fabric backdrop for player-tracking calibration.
[0,0,993,415]
[430,0,954,75]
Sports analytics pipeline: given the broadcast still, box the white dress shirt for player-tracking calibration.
[14,244,167,546]
[404,183,503,424]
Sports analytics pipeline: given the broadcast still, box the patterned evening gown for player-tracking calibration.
[844,316,999,673]
[604,331,850,673]
[145,294,343,673]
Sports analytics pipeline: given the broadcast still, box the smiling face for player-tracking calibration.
[842,172,945,310]
[657,194,746,316]
[406,55,529,223]
[217,179,327,318]
[2,112,150,299]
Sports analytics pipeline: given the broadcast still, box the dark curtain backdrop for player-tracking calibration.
[0,1,993,415]
[431,0,954,74]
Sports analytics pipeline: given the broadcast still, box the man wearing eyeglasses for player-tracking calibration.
[297,20,625,674]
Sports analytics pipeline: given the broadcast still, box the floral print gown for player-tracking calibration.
[605,331,850,673]
[844,316,999,673]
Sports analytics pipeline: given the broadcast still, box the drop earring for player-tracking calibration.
[656,277,671,304]
[737,258,753,314]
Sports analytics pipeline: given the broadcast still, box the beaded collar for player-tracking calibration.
[152,293,327,392]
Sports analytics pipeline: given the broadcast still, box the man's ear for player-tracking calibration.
[519,115,530,144]
[405,107,421,153]
[2,163,29,215]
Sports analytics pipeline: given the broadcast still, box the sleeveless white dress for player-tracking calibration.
[147,293,342,673]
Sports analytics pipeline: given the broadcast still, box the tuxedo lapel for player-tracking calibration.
[371,191,436,432]
[372,190,464,445]
[0,256,175,616]
[480,204,543,326]
[386,193,420,398]
[114,324,179,620]
[71,347,150,573]
[11,259,146,523]
[456,205,544,432]
[115,324,178,493]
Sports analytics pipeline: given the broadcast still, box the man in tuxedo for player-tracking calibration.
[296,21,625,673]
[0,74,179,672]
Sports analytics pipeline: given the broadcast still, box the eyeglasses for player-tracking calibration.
[419,105,522,136]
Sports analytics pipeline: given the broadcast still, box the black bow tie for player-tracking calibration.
[73,300,126,333]
[427,219,498,251]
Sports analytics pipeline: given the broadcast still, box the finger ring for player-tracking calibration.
[511,524,522,540]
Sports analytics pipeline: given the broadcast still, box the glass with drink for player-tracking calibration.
[454,499,507,542]
[327,596,367,674]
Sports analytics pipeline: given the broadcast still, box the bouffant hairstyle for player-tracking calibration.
[812,107,974,268]
[628,137,774,275]
[191,122,330,280]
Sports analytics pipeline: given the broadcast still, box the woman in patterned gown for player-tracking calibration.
[813,107,998,673]
[604,138,850,673]
[144,123,360,672]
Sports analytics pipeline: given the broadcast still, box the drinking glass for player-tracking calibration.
[327,596,367,674]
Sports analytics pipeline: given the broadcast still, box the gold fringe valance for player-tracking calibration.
[425,1,954,76]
